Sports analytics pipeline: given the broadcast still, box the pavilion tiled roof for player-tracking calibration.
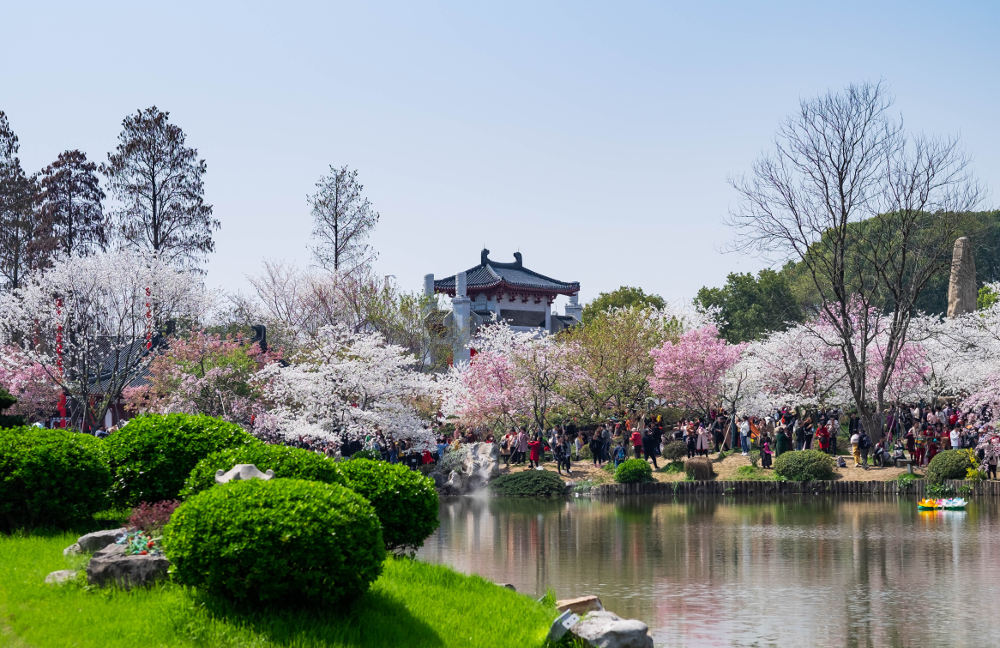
[434,249,580,297]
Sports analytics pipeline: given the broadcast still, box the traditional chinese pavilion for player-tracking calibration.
[425,249,582,363]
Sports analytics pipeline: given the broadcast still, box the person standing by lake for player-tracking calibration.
[630,426,643,459]
[642,427,659,469]
[527,434,542,469]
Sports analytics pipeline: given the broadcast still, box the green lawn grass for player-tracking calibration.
[0,533,555,648]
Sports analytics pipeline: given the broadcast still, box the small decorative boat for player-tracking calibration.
[917,498,941,510]
[941,498,967,510]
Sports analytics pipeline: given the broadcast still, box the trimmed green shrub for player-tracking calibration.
[489,470,566,498]
[684,458,716,480]
[927,449,974,485]
[662,440,688,461]
[164,478,384,606]
[337,458,439,551]
[180,443,346,498]
[615,458,654,484]
[0,427,111,530]
[773,449,835,481]
[105,413,255,506]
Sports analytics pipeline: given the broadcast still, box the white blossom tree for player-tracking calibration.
[255,325,437,450]
[0,250,210,427]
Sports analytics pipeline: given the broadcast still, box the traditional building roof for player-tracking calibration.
[433,249,580,298]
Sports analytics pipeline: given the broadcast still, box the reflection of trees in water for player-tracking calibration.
[419,497,1000,647]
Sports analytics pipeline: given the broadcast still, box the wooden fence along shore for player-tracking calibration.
[591,479,1000,498]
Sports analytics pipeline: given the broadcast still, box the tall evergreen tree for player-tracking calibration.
[0,111,41,290]
[36,149,107,259]
[102,106,218,270]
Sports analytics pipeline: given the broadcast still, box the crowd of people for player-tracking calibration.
[418,402,1000,478]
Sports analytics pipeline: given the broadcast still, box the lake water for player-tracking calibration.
[417,495,1000,648]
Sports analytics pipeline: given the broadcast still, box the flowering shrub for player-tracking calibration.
[116,529,162,556]
[128,500,180,534]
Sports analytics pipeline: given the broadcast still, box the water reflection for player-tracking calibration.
[417,496,1000,648]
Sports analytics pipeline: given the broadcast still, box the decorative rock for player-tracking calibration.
[44,569,78,585]
[437,442,500,495]
[557,594,604,615]
[570,610,654,648]
[86,542,169,589]
[947,236,977,318]
[75,527,128,553]
[215,463,275,484]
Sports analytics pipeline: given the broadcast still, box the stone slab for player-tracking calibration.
[557,595,604,615]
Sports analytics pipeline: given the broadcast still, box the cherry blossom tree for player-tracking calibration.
[650,324,745,418]
[0,346,61,422]
[0,250,210,428]
[123,330,280,426]
[440,321,584,431]
[255,325,436,450]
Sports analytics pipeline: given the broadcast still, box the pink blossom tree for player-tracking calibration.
[0,346,62,423]
[123,330,281,426]
[650,324,745,418]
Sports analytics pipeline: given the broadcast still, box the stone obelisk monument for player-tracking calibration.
[947,236,977,318]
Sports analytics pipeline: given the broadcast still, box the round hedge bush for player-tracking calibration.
[926,449,974,485]
[105,413,255,506]
[489,470,567,498]
[773,449,836,481]
[337,458,439,551]
[180,443,346,498]
[0,427,111,530]
[164,478,384,606]
[662,440,688,461]
[615,458,654,484]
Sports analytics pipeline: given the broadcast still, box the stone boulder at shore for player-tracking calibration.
[570,610,654,648]
[437,442,500,495]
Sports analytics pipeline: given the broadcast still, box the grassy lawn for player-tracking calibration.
[0,533,555,648]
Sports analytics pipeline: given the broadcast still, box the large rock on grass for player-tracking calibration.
[570,610,653,648]
[86,543,169,589]
[64,527,128,555]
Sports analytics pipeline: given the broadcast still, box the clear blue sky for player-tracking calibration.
[4,1,998,309]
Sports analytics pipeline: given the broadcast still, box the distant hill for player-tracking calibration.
[697,210,1000,342]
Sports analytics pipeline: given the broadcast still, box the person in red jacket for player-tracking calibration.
[630,428,642,459]
[527,434,543,469]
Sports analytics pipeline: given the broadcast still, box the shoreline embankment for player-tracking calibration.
[591,478,992,498]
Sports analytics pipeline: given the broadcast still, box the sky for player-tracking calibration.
[3,1,999,313]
